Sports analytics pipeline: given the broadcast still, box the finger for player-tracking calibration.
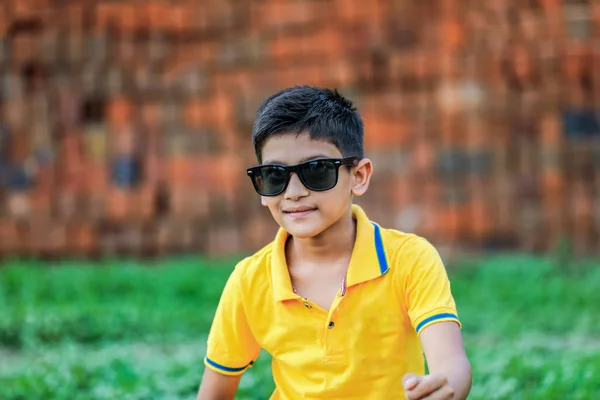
[405,374,447,399]
[402,373,421,391]
[421,385,456,400]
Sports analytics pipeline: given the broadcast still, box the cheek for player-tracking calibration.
[317,185,352,210]
[262,197,279,210]
[332,173,354,196]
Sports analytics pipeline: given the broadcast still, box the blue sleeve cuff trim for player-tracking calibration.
[205,357,252,373]
[415,313,459,333]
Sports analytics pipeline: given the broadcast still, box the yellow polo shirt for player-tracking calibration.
[204,204,461,399]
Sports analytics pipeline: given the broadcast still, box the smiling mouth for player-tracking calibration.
[283,207,317,214]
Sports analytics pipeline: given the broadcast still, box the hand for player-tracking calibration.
[403,373,455,400]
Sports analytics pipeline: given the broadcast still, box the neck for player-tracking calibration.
[288,207,356,263]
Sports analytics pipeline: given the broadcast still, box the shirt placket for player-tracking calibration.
[324,275,348,360]
[293,277,349,361]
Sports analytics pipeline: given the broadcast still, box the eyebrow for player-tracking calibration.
[262,154,332,165]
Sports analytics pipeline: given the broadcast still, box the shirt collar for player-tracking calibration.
[271,204,389,302]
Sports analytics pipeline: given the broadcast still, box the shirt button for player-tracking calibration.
[304,302,312,309]
[328,321,335,329]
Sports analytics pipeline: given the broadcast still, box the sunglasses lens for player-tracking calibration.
[299,160,337,190]
[254,166,288,195]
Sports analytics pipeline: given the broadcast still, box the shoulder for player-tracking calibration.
[376,224,444,274]
[377,225,437,259]
[229,241,274,290]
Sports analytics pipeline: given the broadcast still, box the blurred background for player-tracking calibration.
[1,0,599,399]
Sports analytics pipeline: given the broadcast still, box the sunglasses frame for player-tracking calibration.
[246,157,360,196]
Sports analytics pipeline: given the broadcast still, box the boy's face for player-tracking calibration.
[258,132,371,239]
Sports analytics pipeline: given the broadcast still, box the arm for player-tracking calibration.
[197,260,261,400]
[403,322,471,400]
[196,368,242,400]
[396,237,471,399]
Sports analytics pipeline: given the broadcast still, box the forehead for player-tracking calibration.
[261,133,342,165]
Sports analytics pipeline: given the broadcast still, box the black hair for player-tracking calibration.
[252,86,364,163]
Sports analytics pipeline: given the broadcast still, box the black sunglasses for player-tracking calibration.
[246,157,360,196]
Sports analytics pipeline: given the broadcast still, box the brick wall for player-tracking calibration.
[0,0,599,257]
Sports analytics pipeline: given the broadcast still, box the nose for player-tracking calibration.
[284,172,309,200]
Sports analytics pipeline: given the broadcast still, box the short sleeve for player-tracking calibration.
[398,237,461,335]
[204,263,261,376]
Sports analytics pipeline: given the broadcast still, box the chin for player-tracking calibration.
[281,221,326,239]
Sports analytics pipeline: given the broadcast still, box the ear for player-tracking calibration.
[351,158,373,197]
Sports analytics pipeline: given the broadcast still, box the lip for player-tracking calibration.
[283,207,317,217]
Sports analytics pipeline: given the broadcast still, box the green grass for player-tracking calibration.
[1,255,599,399]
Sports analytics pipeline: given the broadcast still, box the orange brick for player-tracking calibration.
[412,139,436,173]
[67,222,96,255]
[541,171,565,196]
[207,225,243,256]
[107,97,133,129]
[438,112,464,145]
[130,186,155,221]
[468,198,492,239]
[146,2,205,34]
[168,187,210,218]
[6,192,31,220]
[187,155,242,195]
[439,0,461,17]
[9,0,50,17]
[389,174,416,207]
[58,3,86,32]
[411,50,436,81]
[437,51,460,80]
[540,0,561,15]
[219,154,242,194]
[539,113,563,145]
[213,92,235,130]
[269,26,342,63]
[106,188,130,221]
[10,34,38,66]
[194,41,219,66]
[165,156,189,187]
[362,111,410,150]
[464,117,489,148]
[30,190,52,218]
[305,27,343,59]
[184,98,214,128]
[419,202,442,239]
[213,70,254,96]
[269,34,304,61]
[519,9,543,42]
[30,219,67,255]
[113,4,139,35]
[81,162,108,194]
[439,205,467,240]
[0,220,18,253]
[0,9,7,38]
[272,67,297,89]
[252,0,328,32]
[292,63,323,86]
[146,2,172,32]
[111,125,138,155]
[34,163,55,192]
[321,59,354,87]
[53,190,79,219]
[95,3,124,32]
[243,213,277,250]
[141,101,162,128]
[438,18,465,51]
[335,0,386,25]
[86,194,106,220]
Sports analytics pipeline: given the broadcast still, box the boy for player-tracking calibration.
[197,86,471,399]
